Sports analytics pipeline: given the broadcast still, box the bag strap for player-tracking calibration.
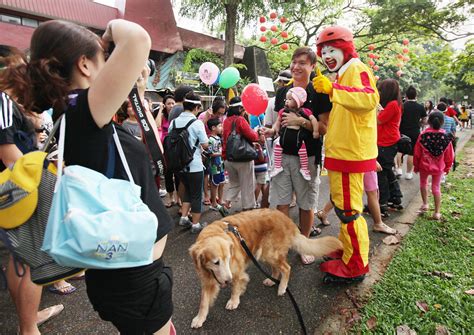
[41,116,62,153]
[55,116,135,193]
[128,88,165,176]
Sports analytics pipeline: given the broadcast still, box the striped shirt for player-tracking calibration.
[442,115,456,135]
[0,91,14,129]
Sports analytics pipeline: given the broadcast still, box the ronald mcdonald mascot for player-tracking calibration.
[313,26,379,283]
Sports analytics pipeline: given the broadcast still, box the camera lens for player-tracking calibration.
[147,59,156,77]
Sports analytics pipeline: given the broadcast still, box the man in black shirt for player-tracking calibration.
[268,47,332,265]
[397,86,427,179]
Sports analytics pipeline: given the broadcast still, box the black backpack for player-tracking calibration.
[163,119,199,172]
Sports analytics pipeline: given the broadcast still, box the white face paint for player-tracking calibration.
[321,45,344,72]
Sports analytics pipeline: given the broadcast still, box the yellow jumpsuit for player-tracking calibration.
[320,58,379,278]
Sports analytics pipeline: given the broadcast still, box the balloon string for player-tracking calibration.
[256,116,273,170]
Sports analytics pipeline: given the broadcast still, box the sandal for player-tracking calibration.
[300,254,315,265]
[203,199,211,206]
[416,205,429,214]
[316,210,330,226]
[309,226,322,237]
[37,304,64,327]
[373,223,397,235]
[48,282,76,295]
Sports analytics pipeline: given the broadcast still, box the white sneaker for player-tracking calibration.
[441,174,446,184]
[395,168,403,177]
[405,172,413,180]
[159,189,167,197]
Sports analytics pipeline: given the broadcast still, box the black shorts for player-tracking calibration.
[179,170,204,213]
[85,258,173,334]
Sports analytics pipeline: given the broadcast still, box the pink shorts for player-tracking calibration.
[364,171,378,192]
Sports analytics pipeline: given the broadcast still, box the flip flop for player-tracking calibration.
[48,282,76,295]
[69,272,85,281]
[300,254,315,265]
[37,304,64,327]
[316,210,330,226]
[203,199,211,206]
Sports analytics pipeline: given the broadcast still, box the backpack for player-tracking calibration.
[163,119,199,172]
[0,151,83,285]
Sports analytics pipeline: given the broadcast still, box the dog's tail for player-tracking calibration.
[291,234,343,257]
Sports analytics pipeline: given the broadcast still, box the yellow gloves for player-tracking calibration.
[312,67,333,95]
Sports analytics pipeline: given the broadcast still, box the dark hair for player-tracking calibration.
[162,94,175,114]
[377,79,402,108]
[227,96,243,117]
[0,45,26,69]
[292,47,317,65]
[174,85,193,103]
[29,21,101,116]
[425,100,434,112]
[447,99,453,105]
[212,97,226,114]
[428,111,444,130]
[405,86,417,99]
[207,117,221,131]
[182,91,201,112]
[440,97,448,104]
[437,102,447,112]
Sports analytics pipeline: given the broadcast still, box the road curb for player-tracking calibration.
[316,130,472,335]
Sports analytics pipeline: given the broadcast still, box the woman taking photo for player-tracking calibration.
[222,96,264,211]
[9,20,174,334]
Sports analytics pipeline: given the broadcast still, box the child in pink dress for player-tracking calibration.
[270,87,319,181]
[414,111,454,220]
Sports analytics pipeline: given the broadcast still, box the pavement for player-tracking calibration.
[1,129,471,335]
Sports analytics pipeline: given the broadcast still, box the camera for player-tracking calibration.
[108,42,155,77]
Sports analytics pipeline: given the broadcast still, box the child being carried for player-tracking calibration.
[268,87,319,181]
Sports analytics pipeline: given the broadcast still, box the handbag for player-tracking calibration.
[397,134,413,155]
[226,121,258,162]
[42,116,158,269]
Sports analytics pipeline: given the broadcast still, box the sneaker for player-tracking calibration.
[210,204,229,217]
[159,188,167,197]
[322,273,365,284]
[441,174,446,184]
[395,168,403,177]
[405,172,413,180]
[178,216,192,228]
[191,222,207,234]
[299,168,311,181]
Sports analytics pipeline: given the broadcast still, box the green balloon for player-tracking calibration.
[219,67,240,89]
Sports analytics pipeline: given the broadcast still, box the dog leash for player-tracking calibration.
[226,224,308,335]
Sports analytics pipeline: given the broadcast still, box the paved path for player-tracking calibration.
[1,129,471,334]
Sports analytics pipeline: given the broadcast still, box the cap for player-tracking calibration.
[274,70,292,83]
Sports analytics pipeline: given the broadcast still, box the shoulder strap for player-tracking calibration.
[128,87,165,175]
[183,118,197,129]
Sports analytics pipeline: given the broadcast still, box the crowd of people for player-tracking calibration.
[0,19,470,334]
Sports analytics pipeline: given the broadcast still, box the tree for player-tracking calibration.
[179,0,267,67]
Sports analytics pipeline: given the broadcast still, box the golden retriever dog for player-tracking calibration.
[189,208,343,329]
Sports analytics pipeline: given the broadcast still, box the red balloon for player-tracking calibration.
[368,60,375,67]
[373,65,379,71]
[396,70,403,77]
[241,84,269,116]
[259,36,267,43]
[270,25,278,32]
[270,38,278,45]
[259,16,266,23]
[260,26,267,32]
[402,38,409,45]
[368,53,375,59]
[368,44,376,51]
[280,43,289,50]
[281,31,288,38]
[402,48,409,54]
[280,16,287,23]
[269,12,277,19]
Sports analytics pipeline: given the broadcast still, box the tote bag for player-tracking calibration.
[226,121,258,162]
[42,117,158,269]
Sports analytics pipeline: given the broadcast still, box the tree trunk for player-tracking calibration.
[224,2,238,68]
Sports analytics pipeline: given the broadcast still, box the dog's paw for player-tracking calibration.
[225,298,240,310]
[263,278,276,287]
[277,287,287,296]
[191,316,205,329]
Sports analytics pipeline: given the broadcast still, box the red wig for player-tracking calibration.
[317,39,359,64]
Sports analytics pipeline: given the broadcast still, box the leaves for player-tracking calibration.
[383,235,400,245]
[396,325,417,335]
[415,301,429,313]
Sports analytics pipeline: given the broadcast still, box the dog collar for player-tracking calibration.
[223,222,244,242]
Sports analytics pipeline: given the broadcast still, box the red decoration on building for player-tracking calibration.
[281,31,288,38]
[269,12,277,19]
[271,37,278,45]
[260,26,267,32]
[271,25,278,32]
[259,16,266,23]
[280,43,289,50]
[280,16,287,23]
[260,36,267,43]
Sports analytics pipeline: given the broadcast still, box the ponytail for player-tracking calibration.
[428,111,444,130]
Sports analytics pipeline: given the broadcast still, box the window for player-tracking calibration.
[22,17,38,28]
[0,14,21,25]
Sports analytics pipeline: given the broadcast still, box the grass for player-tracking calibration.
[354,140,474,334]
